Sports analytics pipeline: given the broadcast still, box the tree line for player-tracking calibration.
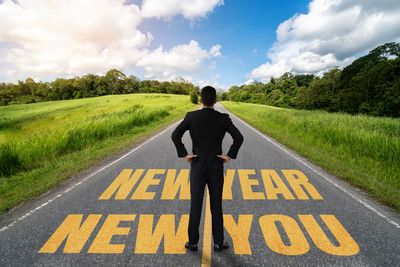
[1,42,399,117]
[223,42,400,117]
[0,69,199,105]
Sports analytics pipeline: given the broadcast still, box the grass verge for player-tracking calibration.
[222,101,400,210]
[0,94,196,214]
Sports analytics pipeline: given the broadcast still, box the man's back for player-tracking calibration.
[171,107,243,164]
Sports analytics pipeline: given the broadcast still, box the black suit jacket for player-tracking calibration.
[171,107,243,163]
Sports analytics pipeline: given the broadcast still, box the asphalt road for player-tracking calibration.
[0,103,399,267]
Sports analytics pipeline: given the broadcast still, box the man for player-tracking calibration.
[171,86,243,252]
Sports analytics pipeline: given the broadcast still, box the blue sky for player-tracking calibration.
[1,0,399,88]
[137,0,309,87]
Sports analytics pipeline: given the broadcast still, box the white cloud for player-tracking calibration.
[250,0,400,81]
[137,40,221,80]
[141,0,223,19]
[195,73,228,90]
[0,0,222,82]
[243,79,255,85]
[209,44,222,57]
[0,0,153,80]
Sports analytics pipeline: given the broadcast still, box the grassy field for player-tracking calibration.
[0,94,196,214]
[222,101,400,210]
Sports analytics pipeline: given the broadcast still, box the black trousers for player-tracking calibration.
[188,158,224,245]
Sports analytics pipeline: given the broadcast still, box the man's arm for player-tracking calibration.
[171,113,190,157]
[226,114,244,159]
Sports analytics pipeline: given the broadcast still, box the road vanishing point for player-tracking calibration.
[0,104,399,266]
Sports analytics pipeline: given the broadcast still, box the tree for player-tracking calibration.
[104,69,126,94]
[50,78,76,100]
[74,74,98,98]
[339,42,400,116]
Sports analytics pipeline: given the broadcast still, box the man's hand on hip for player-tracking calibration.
[184,154,197,163]
[217,155,231,163]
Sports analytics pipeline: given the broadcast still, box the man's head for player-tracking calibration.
[200,86,217,107]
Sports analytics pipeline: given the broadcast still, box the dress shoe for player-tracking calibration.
[213,241,229,252]
[185,241,198,251]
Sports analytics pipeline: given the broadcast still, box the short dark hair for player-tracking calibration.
[200,86,217,106]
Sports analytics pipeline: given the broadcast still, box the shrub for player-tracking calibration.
[0,144,21,177]
[190,91,198,104]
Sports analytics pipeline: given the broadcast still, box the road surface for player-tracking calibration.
[0,103,399,266]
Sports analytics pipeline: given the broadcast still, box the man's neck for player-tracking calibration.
[202,105,214,109]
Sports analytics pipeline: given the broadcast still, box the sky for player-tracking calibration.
[1,0,400,89]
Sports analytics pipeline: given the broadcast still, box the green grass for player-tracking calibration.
[222,101,400,210]
[0,94,196,214]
